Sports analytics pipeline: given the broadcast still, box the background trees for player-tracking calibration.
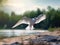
[46,6,60,28]
[0,6,60,30]
[0,11,9,29]
[23,8,42,18]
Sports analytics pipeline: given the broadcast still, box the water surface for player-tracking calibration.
[0,29,48,37]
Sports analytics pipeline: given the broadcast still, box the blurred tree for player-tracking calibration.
[23,11,31,18]
[46,6,60,28]
[29,10,37,18]
[7,12,23,29]
[0,6,60,29]
[23,9,43,18]
[0,11,9,29]
[36,8,43,16]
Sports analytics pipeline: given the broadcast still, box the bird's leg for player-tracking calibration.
[30,24,34,30]
[30,24,32,30]
[30,25,31,30]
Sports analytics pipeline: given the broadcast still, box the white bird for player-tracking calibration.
[12,14,46,30]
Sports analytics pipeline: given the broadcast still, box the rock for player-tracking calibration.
[10,42,22,45]
[23,40,30,45]
[2,44,8,45]
[42,35,58,42]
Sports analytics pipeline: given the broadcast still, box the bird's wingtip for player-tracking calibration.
[12,26,15,29]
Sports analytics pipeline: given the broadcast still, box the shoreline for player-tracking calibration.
[0,30,60,45]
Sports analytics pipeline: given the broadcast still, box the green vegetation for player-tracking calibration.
[48,27,56,32]
[0,6,60,30]
[0,11,23,29]
[23,8,42,18]
[48,27,60,32]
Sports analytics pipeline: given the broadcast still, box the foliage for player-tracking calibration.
[46,6,60,28]
[23,8,42,18]
[0,11,23,29]
[48,27,56,32]
[48,27,60,32]
[0,6,60,30]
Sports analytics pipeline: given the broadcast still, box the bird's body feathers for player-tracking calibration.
[12,14,46,30]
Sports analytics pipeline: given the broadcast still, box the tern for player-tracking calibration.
[12,14,46,30]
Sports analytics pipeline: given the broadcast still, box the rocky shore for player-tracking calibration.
[0,30,60,45]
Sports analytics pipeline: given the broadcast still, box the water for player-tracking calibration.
[0,29,48,37]
[0,30,60,45]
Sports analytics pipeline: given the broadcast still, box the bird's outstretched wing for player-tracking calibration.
[35,14,46,24]
[12,17,30,28]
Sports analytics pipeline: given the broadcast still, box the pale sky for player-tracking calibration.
[2,0,60,14]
